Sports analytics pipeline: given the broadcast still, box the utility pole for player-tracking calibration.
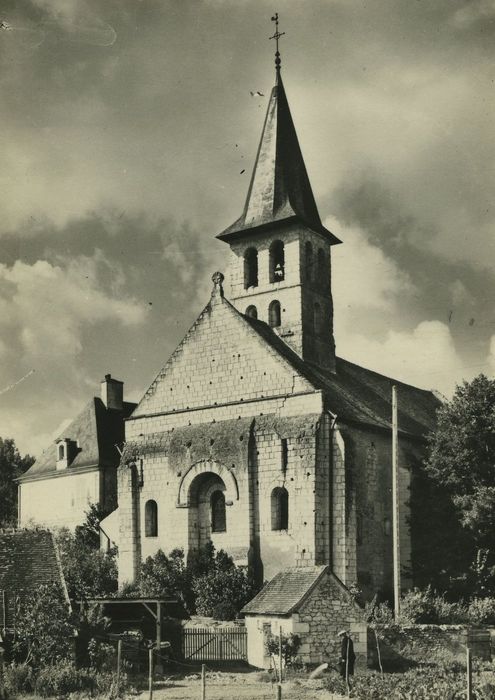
[392,385,401,619]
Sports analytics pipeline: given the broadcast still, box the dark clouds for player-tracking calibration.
[0,0,494,452]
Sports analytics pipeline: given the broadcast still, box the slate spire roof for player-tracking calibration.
[217,72,341,245]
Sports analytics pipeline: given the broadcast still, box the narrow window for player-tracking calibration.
[211,491,226,533]
[268,300,281,328]
[58,444,65,460]
[305,241,313,282]
[383,518,391,537]
[313,302,322,335]
[281,439,288,475]
[317,248,327,287]
[271,487,289,530]
[244,248,258,289]
[245,305,258,319]
[145,500,158,537]
[269,240,285,283]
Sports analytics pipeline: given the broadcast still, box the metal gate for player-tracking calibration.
[182,627,247,661]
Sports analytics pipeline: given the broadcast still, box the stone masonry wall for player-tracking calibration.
[296,572,366,666]
[339,424,418,599]
[225,221,335,370]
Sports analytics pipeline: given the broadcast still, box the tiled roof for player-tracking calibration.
[0,529,69,630]
[242,565,328,615]
[242,311,440,439]
[19,398,136,481]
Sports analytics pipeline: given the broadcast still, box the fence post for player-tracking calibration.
[201,663,206,700]
[148,648,154,700]
[467,647,473,700]
[116,639,122,688]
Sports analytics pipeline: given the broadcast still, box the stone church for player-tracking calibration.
[111,64,440,596]
[18,60,440,601]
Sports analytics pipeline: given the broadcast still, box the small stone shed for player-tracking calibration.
[242,565,366,668]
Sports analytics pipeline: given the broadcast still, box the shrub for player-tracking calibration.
[265,633,301,667]
[2,663,35,695]
[400,587,440,624]
[34,661,96,697]
[467,597,495,625]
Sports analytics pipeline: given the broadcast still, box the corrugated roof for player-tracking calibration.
[19,398,136,481]
[0,529,69,630]
[242,565,328,615]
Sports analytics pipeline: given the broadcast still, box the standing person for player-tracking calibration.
[337,630,356,685]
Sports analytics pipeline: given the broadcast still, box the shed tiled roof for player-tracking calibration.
[242,565,328,615]
[0,529,69,631]
[19,398,136,482]
[241,309,440,439]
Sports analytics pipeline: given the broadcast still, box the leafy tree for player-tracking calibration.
[11,582,74,668]
[56,527,118,600]
[140,547,192,609]
[74,502,112,550]
[193,565,257,620]
[0,437,34,527]
[137,543,259,618]
[423,374,495,595]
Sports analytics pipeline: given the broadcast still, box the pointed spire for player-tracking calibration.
[217,73,341,244]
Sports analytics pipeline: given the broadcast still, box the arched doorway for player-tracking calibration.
[187,472,227,550]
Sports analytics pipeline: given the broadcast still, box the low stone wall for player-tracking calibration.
[367,625,491,669]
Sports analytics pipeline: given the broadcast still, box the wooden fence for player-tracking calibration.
[182,627,247,661]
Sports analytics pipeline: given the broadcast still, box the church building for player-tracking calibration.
[109,57,440,599]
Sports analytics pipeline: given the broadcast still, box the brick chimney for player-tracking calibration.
[101,374,124,411]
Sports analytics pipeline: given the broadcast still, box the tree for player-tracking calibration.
[11,582,74,668]
[0,437,34,527]
[56,527,118,600]
[423,374,495,595]
[137,543,260,618]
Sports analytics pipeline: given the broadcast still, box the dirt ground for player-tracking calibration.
[136,670,342,700]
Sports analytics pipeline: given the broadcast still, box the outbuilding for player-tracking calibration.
[242,565,367,669]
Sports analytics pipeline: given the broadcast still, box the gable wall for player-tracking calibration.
[19,469,100,530]
[132,296,314,422]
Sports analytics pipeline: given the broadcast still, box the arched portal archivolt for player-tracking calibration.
[177,460,239,507]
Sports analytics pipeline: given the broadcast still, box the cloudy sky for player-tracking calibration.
[0,0,494,456]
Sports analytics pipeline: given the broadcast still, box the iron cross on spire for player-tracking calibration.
[270,12,285,72]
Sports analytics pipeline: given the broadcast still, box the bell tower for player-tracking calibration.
[217,19,341,372]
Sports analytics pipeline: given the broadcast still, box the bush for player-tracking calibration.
[137,543,260,618]
[34,661,96,697]
[265,633,301,667]
[399,587,467,625]
[467,597,495,625]
[2,663,35,695]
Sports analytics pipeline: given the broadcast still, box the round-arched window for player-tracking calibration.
[245,305,258,319]
[269,300,281,328]
[211,491,226,533]
[271,487,289,530]
[145,500,158,537]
